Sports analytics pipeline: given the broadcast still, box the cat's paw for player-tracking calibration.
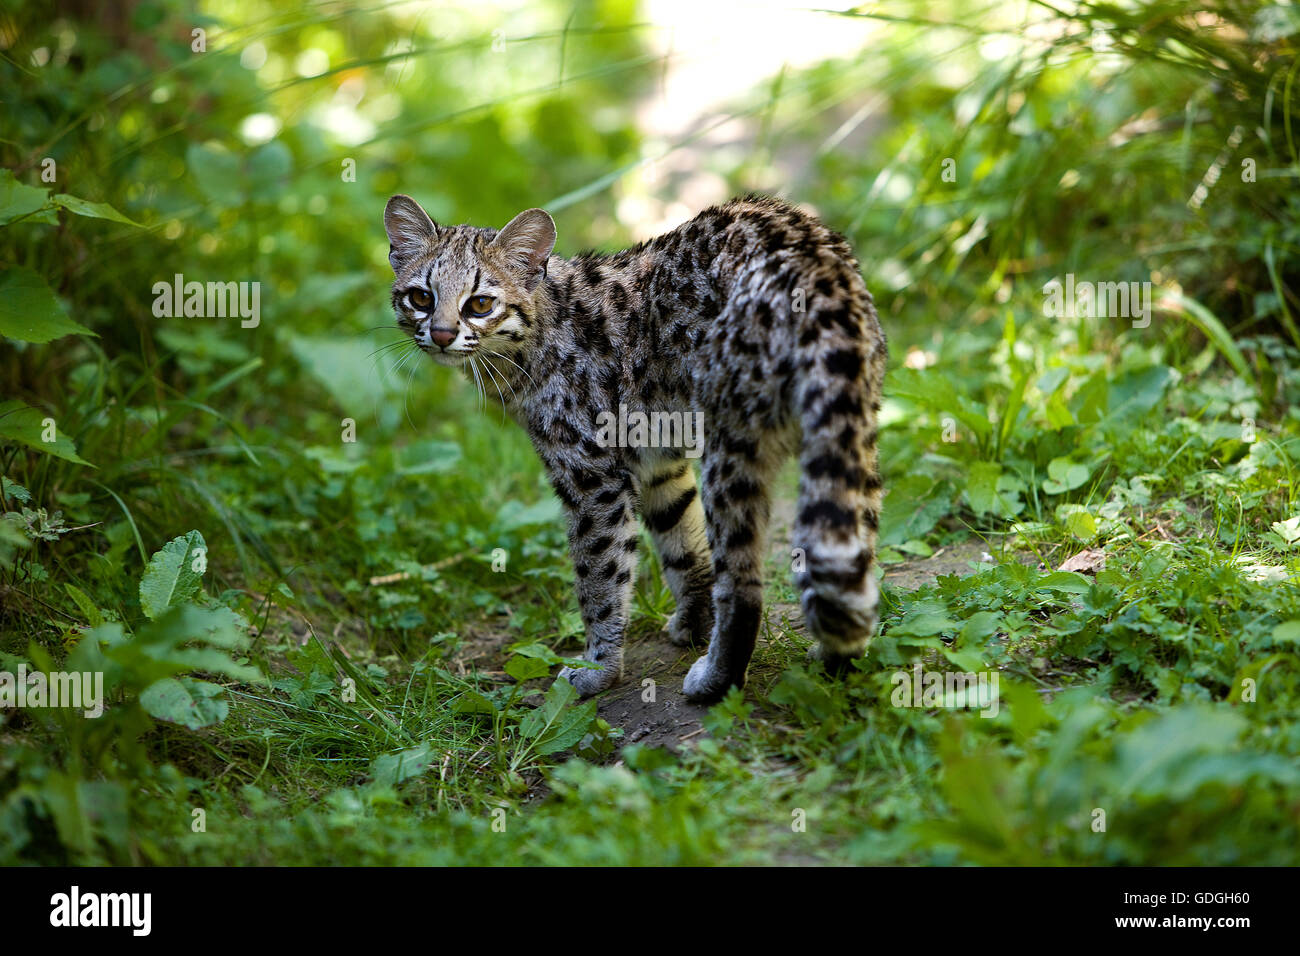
[682,654,741,703]
[557,662,620,698]
[806,642,863,676]
[664,609,696,647]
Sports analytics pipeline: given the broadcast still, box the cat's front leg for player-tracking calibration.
[552,468,640,697]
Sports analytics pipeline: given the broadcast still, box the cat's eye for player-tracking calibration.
[408,288,433,309]
[466,295,495,317]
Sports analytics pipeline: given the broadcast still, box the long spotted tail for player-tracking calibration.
[791,284,885,662]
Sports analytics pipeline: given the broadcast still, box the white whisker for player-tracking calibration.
[477,353,511,422]
[401,345,422,430]
[483,348,537,389]
[387,343,419,388]
[484,354,519,407]
[468,355,486,413]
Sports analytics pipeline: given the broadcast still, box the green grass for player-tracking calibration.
[2,0,1299,865]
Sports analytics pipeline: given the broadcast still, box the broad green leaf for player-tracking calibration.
[508,641,599,670]
[369,743,435,786]
[1270,516,1300,545]
[959,611,1002,645]
[303,444,365,474]
[889,367,992,441]
[0,267,94,343]
[965,461,1001,516]
[51,193,140,226]
[1036,367,1070,396]
[0,169,49,225]
[1106,364,1174,422]
[452,691,496,715]
[892,609,958,638]
[1057,505,1097,540]
[520,677,578,739]
[75,779,129,851]
[0,400,93,465]
[139,530,207,620]
[533,699,597,755]
[140,677,228,729]
[1070,369,1109,424]
[508,642,570,664]
[1272,620,1300,644]
[1035,570,1093,593]
[930,738,1019,855]
[87,605,260,687]
[520,681,595,754]
[941,646,987,672]
[770,666,841,722]
[1042,456,1090,495]
[879,474,952,546]
[505,654,550,681]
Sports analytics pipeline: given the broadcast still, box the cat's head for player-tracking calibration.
[383,195,556,366]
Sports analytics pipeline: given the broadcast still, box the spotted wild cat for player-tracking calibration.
[383,194,885,702]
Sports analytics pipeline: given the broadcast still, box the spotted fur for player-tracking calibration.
[384,194,886,702]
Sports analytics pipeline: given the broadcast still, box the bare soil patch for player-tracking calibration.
[452,495,1032,754]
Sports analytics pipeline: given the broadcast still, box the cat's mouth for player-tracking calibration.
[425,346,473,367]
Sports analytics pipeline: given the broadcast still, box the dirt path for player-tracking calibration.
[592,496,1004,752]
[451,492,1007,753]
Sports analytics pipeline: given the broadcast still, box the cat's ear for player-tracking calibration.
[491,208,556,290]
[384,195,438,272]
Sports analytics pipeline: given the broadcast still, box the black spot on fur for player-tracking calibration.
[664,551,698,571]
[799,500,855,528]
[646,486,697,533]
[725,525,755,549]
[728,476,761,501]
[574,470,602,492]
[824,348,862,379]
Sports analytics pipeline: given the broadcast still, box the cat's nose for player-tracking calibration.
[430,327,457,348]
